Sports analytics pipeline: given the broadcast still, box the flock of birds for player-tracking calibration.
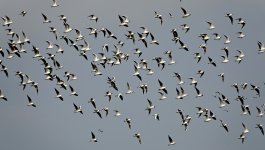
[0,0,265,147]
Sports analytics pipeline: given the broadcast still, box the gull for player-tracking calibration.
[179,40,189,51]
[46,41,54,49]
[19,11,27,16]
[256,106,264,117]
[241,82,248,90]
[257,41,265,53]
[169,13,173,18]
[242,123,249,134]
[250,84,260,97]
[22,31,30,44]
[181,24,190,33]
[54,88,63,101]
[199,33,210,44]
[94,109,102,118]
[0,89,7,101]
[153,113,160,120]
[91,63,102,76]
[218,95,230,108]
[2,16,13,26]
[181,7,191,18]
[88,14,98,22]
[73,103,83,114]
[90,132,97,142]
[41,13,51,23]
[147,68,154,75]
[204,110,216,122]
[49,27,58,39]
[86,27,98,38]
[116,93,123,101]
[137,32,148,48]
[113,110,121,117]
[238,132,246,144]
[225,13,233,24]
[69,84,78,96]
[199,44,207,54]
[173,72,184,85]
[237,32,245,38]
[154,11,163,25]
[208,57,216,67]
[102,43,109,52]
[164,50,175,65]
[195,86,203,97]
[92,53,100,62]
[133,48,142,58]
[138,84,148,94]
[6,29,15,38]
[133,65,142,81]
[64,71,77,81]
[236,18,246,29]
[126,82,134,94]
[213,33,221,40]
[168,135,176,146]
[27,95,36,107]
[105,28,117,39]
[133,133,141,144]
[31,82,39,93]
[218,73,225,82]
[140,27,150,36]
[125,30,135,44]
[197,69,204,78]
[235,50,245,63]
[55,44,63,54]
[150,33,159,45]
[124,118,132,129]
[58,15,67,22]
[105,91,112,102]
[74,29,84,41]
[153,57,166,70]
[171,28,180,43]
[158,79,168,94]
[232,83,239,94]
[241,104,251,115]
[88,98,97,109]
[182,115,192,131]
[1,64,8,77]
[255,124,264,135]
[220,120,229,132]
[79,40,91,52]
[176,86,188,99]
[146,99,155,115]
[188,77,197,86]
[51,0,59,7]
[63,22,72,33]
[223,35,231,44]
[118,15,129,27]
[206,21,215,30]
[196,107,207,118]
[194,53,202,63]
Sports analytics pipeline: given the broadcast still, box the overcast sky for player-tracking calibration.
[0,0,265,149]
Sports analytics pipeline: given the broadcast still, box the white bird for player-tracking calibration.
[225,13,233,24]
[223,35,231,44]
[255,124,264,135]
[0,89,7,101]
[41,13,51,23]
[73,103,83,114]
[126,82,134,94]
[27,95,36,107]
[54,88,63,101]
[51,0,59,7]
[133,133,141,144]
[181,7,191,18]
[257,41,265,53]
[146,99,155,115]
[206,21,215,30]
[168,135,176,146]
[90,132,97,142]
[88,14,98,22]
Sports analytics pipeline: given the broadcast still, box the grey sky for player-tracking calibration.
[0,0,265,149]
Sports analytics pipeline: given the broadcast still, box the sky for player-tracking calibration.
[0,0,265,149]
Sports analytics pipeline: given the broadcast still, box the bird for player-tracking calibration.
[54,88,63,101]
[88,98,97,109]
[206,21,215,30]
[69,84,78,96]
[113,110,121,117]
[236,18,246,29]
[158,79,168,94]
[256,106,264,117]
[255,124,264,135]
[208,57,216,67]
[27,95,36,107]
[218,73,225,82]
[118,15,129,27]
[41,13,51,23]
[88,14,98,22]
[124,118,132,129]
[0,89,7,101]
[146,99,155,114]
[51,0,59,7]
[181,24,190,33]
[133,133,141,144]
[168,135,176,146]
[90,132,97,142]
[93,109,102,118]
[225,13,233,24]
[220,120,229,132]
[181,7,191,18]
[73,103,83,114]
[153,113,160,120]
[154,11,163,25]
[257,41,265,53]
[126,82,134,94]
[19,10,27,16]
